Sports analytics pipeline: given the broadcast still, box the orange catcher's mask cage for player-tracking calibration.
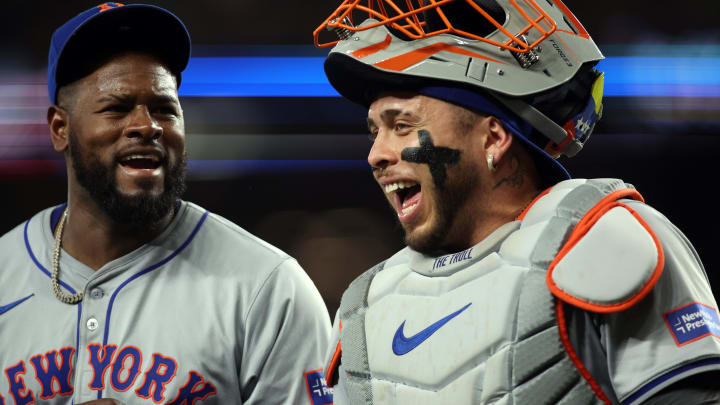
[313,0,558,53]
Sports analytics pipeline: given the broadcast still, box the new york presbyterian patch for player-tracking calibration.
[663,302,720,346]
[304,369,333,404]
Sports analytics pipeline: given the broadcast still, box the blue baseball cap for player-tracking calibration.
[48,2,191,105]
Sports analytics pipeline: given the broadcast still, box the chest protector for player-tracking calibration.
[328,179,664,404]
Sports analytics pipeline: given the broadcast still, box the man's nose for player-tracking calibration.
[368,131,399,171]
[123,105,162,141]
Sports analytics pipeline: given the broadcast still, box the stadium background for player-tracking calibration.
[0,0,718,316]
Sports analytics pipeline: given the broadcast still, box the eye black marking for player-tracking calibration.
[401,130,461,188]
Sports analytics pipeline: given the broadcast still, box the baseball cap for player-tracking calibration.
[48,2,191,105]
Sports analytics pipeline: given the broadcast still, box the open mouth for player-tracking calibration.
[385,181,422,218]
[118,154,162,171]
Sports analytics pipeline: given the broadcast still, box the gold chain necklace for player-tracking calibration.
[51,208,83,304]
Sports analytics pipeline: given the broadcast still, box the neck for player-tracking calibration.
[60,193,174,271]
[444,188,538,253]
[442,153,542,253]
[473,185,539,242]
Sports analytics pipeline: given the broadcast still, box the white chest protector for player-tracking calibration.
[327,178,664,404]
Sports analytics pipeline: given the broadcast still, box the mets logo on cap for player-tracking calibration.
[97,2,125,12]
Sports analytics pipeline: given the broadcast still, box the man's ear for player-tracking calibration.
[48,105,70,153]
[484,116,513,165]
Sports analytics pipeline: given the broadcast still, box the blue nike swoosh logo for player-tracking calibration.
[392,302,472,356]
[0,294,34,316]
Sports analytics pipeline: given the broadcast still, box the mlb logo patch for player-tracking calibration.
[664,302,720,346]
[304,369,333,404]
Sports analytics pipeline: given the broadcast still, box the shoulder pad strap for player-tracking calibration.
[327,260,387,386]
[547,192,664,313]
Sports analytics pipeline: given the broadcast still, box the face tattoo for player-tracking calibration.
[401,129,461,188]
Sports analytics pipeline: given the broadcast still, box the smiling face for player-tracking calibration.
[53,52,187,227]
[367,93,489,254]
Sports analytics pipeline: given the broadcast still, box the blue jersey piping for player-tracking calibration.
[622,357,720,404]
[97,210,209,399]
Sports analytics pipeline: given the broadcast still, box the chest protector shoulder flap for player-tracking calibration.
[328,178,664,404]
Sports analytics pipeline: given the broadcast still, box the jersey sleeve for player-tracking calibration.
[239,257,334,405]
[597,200,720,404]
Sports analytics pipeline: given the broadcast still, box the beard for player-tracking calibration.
[401,166,479,256]
[68,129,187,229]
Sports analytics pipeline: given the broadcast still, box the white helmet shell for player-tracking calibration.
[317,0,606,174]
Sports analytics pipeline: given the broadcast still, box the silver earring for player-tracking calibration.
[487,155,496,172]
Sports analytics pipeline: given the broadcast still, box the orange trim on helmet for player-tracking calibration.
[551,32,581,65]
[325,320,342,385]
[546,190,666,314]
[314,0,558,52]
[520,0,546,20]
[550,0,590,39]
[351,34,393,58]
[518,0,555,35]
[544,120,576,157]
[556,301,612,404]
[374,42,505,71]
[505,0,555,42]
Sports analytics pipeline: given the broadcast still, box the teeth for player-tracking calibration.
[384,181,418,194]
[121,154,159,162]
[401,202,418,215]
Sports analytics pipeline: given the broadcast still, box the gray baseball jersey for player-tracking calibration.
[325,179,720,404]
[0,201,334,404]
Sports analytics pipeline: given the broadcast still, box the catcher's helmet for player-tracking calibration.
[314,0,605,184]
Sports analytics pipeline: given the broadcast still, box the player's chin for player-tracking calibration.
[115,177,166,198]
[402,217,441,254]
[404,231,439,256]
